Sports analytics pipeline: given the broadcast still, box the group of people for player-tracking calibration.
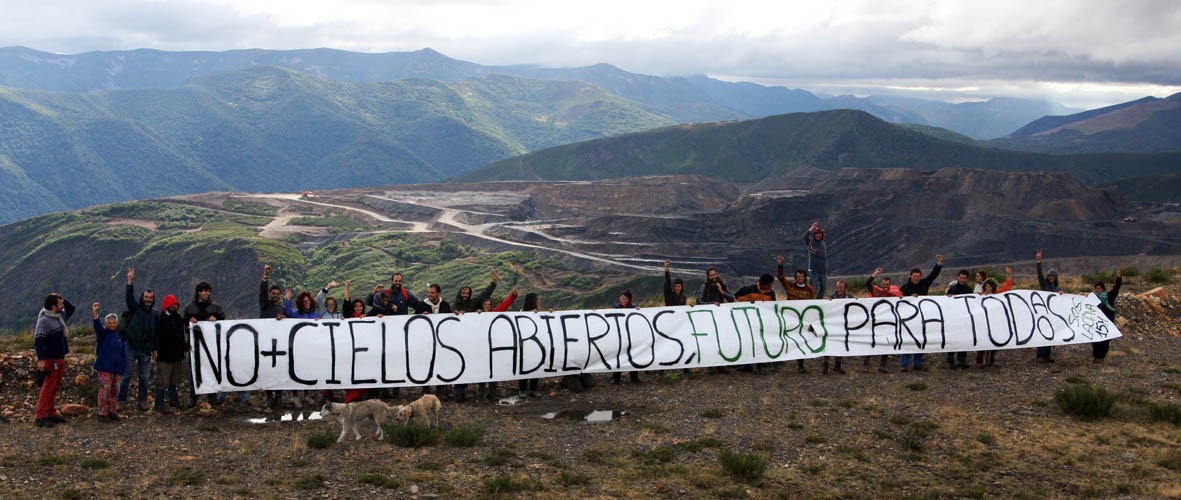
[31,222,1125,427]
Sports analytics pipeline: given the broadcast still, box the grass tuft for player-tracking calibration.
[1055,384,1116,420]
[358,471,401,489]
[444,423,487,447]
[292,473,325,490]
[482,473,543,498]
[718,449,766,482]
[305,431,336,449]
[384,423,442,448]
[80,458,109,469]
[1148,402,1181,425]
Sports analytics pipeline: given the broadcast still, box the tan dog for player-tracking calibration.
[394,394,441,428]
[319,399,396,442]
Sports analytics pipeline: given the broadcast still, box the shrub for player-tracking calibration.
[80,458,109,469]
[170,467,205,486]
[1065,375,1088,385]
[906,382,928,391]
[444,423,487,447]
[485,448,516,466]
[1148,402,1181,425]
[700,409,724,419]
[35,455,69,466]
[632,445,676,464]
[482,473,543,498]
[384,423,442,448]
[1159,449,1181,472]
[1145,267,1172,284]
[681,437,725,452]
[292,474,325,490]
[1120,266,1140,277]
[305,431,336,449]
[358,471,401,489]
[1055,384,1116,420]
[556,470,591,486]
[976,433,996,446]
[718,449,766,482]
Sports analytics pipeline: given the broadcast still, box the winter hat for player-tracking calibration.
[161,294,179,311]
[1046,268,1058,278]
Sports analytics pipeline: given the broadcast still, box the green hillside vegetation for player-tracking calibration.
[456,110,1181,198]
[0,66,674,224]
[0,199,661,334]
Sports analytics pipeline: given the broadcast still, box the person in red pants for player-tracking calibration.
[34,293,75,428]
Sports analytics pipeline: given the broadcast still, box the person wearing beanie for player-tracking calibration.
[153,293,188,413]
[33,292,74,427]
[1034,249,1061,363]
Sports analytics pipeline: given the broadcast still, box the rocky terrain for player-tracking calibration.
[1,169,1179,330]
[0,276,1178,498]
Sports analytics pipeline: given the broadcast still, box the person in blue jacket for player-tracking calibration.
[92,302,127,422]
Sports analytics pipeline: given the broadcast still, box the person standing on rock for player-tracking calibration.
[898,254,943,372]
[119,267,158,412]
[183,281,225,406]
[1034,249,1060,363]
[153,294,188,414]
[33,292,74,428]
[804,221,829,300]
[92,302,126,422]
[1091,268,1122,362]
[944,269,975,370]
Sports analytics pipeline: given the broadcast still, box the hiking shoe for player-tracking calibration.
[913,365,930,372]
[106,413,122,422]
[34,418,55,428]
[833,366,846,375]
[900,366,910,372]
[877,367,890,373]
[137,402,151,412]
[48,414,67,424]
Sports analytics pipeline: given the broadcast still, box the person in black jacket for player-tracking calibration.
[898,254,943,372]
[119,267,158,411]
[259,265,285,319]
[1091,268,1122,362]
[663,260,687,306]
[945,269,974,370]
[183,281,225,406]
[698,267,735,305]
[454,271,499,313]
[153,294,188,413]
[1034,249,1061,363]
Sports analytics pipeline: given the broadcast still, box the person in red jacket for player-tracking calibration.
[863,267,902,373]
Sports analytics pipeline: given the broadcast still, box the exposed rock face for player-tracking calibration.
[0,168,1176,331]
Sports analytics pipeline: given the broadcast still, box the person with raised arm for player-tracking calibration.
[119,267,158,412]
[663,260,687,306]
[897,254,943,372]
[1091,268,1123,363]
[92,302,126,422]
[454,270,499,313]
[1034,249,1060,363]
[864,267,902,373]
[804,221,829,299]
[316,281,342,320]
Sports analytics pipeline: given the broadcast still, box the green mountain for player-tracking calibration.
[0,66,674,224]
[995,93,1181,153]
[455,109,1181,197]
[0,196,661,334]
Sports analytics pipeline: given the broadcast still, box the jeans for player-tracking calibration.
[118,348,152,402]
[899,353,925,368]
[811,271,827,300]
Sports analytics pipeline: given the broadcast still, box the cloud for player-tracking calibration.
[0,0,1178,107]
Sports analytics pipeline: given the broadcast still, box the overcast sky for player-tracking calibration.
[2,0,1179,109]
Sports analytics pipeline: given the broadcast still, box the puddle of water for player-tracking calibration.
[540,409,624,423]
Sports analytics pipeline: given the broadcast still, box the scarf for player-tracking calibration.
[1096,291,1119,315]
[37,307,68,337]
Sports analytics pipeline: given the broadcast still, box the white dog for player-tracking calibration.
[319,399,396,442]
[394,394,442,428]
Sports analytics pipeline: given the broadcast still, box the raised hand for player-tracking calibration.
[127,267,135,284]
[936,254,944,265]
[492,270,500,283]
[664,260,670,272]
[776,255,784,266]
[284,289,293,301]
[1005,266,1013,277]
[91,302,101,318]
[873,267,883,278]
[1035,249,1043,263]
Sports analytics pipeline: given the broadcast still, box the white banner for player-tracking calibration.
[190,291,1120,393]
